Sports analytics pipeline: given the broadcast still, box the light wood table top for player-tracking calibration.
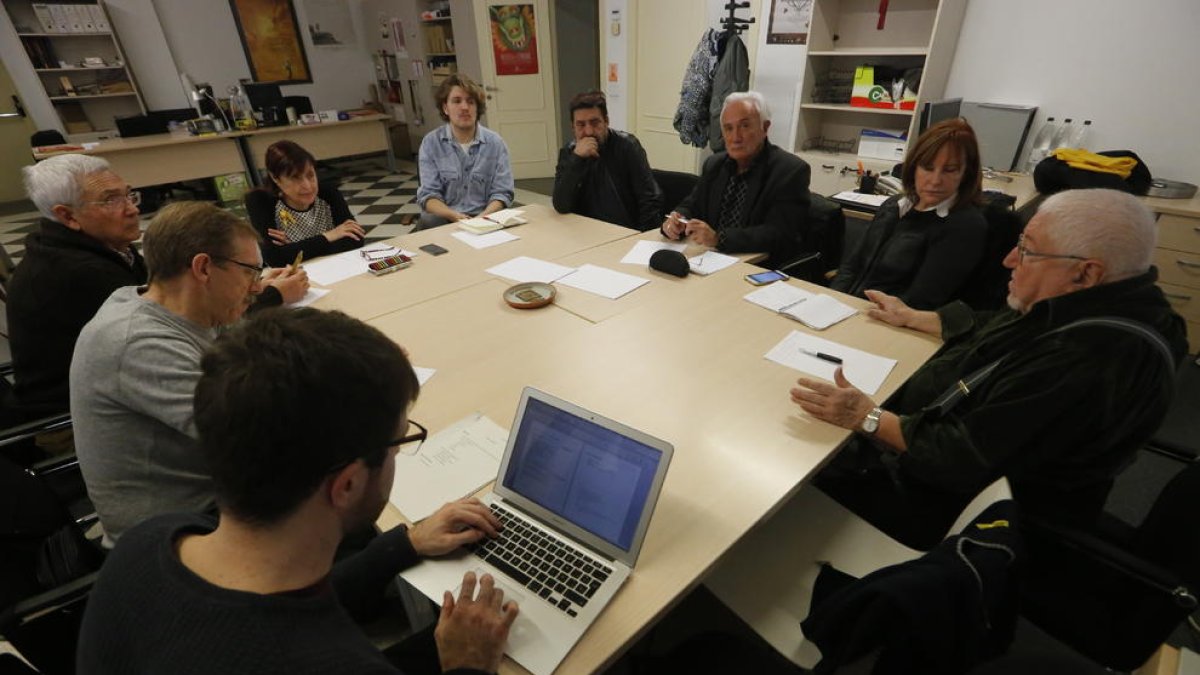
[314,204,636,321]
[354,220,942,672]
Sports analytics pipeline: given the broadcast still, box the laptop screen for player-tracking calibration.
[501,396,665,552]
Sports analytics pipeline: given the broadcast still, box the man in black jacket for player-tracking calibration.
[7,155,306,428]
[552,90,662,231]
[662,91,811,268]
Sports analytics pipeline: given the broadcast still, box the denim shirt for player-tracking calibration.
[416,124,515,215]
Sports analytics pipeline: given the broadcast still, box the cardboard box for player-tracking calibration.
[858,129,907,161]
[213,173,250,204]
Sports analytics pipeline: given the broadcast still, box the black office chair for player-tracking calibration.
[777,193,845,286]
[1145,357,1200,461]
[652,169,699,219]
[956,201,1025,310]
[1019,446,1200,671]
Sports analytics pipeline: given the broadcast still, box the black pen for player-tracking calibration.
[802,349,843,365]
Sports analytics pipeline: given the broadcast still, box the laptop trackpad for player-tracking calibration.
[455,568,540,653]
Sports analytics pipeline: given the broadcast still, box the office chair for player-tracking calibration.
[1145,357,1200,461]
[29,130,65,148]
[777,193,845,285]
[651,169,699,219]
[956,201,1024,310]
[1019,446,1200,672]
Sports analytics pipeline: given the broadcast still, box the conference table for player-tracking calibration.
[311,204,942,674]
[31,113,393,188]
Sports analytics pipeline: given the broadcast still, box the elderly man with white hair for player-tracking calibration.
[7,155,305,432]
[791,188,1188,549]
[661,90,811,268]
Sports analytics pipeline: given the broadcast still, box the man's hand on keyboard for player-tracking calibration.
[436,571,519,673]
[410,498,503,557]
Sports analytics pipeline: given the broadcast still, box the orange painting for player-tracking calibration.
[229,0,312,83]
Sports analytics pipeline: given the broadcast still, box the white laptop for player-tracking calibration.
[400,387,674,675]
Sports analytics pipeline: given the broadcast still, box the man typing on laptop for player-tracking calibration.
[77,308,517,674]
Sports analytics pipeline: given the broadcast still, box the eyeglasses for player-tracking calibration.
[324,420,429,475]
[213,256,265,276]
[1016,233,1088,266]
[84,190,141,210]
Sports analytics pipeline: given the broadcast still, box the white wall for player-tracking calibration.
[945,0,1200,182]
[104,0,188,110]
[151,0,376,112]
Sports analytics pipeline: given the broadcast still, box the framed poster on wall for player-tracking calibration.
[228,0,313,83]
[488,4,539,76]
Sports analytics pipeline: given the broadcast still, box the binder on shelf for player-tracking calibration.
[90,4,110,31]
[80,5,97,32]
[49,5,71,33]
[65,5,86,33]
[31,4,57,33]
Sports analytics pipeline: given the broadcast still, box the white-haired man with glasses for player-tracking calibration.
[71,201,308,543]
[7,154,148,427]
[790,188,1187,549]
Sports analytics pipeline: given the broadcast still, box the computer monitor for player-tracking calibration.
[919,97,962,136]
[243,82,284,113]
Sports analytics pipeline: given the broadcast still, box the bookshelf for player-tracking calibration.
[3,0,146,138]
[420,1,457,90]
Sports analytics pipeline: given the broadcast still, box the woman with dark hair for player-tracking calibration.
[831,118,988,310]
[244,140,365,267]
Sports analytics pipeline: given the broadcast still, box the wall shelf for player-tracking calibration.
[50,92,138,101]
[800,103,914,116]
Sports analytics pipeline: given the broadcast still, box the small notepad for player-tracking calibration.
[780,294,858,330]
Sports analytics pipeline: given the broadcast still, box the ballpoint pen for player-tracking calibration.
[802,349,843,365]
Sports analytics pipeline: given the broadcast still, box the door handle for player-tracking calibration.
[0,94,27,119]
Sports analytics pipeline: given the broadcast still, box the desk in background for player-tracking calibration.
[32,133,247,189]
[241,114,394,179]
[312,207,941,674]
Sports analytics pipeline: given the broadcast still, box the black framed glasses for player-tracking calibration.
[323,420,429,476]
[213,256,265,276]
[1016,233,1088,266]
[85,190,141,210]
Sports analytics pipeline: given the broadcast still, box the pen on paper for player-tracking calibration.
[289,251,304,274]
[802,349,843,365]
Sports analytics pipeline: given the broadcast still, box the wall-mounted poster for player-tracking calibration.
[489,5,538,76]
[228,0,313,83]
[766,0,813,45]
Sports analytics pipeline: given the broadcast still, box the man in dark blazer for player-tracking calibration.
[661,91,811,268]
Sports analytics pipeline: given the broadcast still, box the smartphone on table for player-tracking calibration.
[419,243,449,256]
[744,270,789,286]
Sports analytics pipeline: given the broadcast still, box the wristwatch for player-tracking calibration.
[860,407,884,435]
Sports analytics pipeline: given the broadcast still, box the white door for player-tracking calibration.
[473,1,559,179]
[0,58,36,204]
[633,0,708,173]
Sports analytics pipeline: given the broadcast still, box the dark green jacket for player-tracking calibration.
[893,267,1187,527]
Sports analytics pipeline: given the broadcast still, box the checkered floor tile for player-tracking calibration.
[0,159,423,266]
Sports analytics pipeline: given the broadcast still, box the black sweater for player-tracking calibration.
[245,181,363,268]
[77,513,488,675]
[6,219,147,418]
[551,130,662,231]
[831,196,987,310]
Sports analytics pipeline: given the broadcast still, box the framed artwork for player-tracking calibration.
[766,0,812,45]
[489,4,539,76]
[228,0,313,83]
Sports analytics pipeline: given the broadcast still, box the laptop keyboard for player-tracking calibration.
[468,503,612,618]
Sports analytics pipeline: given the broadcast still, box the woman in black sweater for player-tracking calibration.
[245,140,366,267]
[832,119,988,310]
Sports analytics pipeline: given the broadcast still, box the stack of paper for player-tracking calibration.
[451,230,519,249]
[620,240,687,265]
[457,209,527,234]
[557,264,650,299]
[688,251,739,276]
[486,256,575,283]
[764,330,897,395]
[388,413,507,521]
[743,284,857,330]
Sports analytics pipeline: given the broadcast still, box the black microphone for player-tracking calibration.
[649,250,689,278]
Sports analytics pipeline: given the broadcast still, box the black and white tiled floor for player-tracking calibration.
[0,157,550,266]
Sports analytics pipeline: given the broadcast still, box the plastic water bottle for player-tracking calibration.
[1025,117,1058,173]
[1068,120,1092,150]
[1051,118,1075,151]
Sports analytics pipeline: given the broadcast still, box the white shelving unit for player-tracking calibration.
[788,0,967,193]
[4,0,146,139]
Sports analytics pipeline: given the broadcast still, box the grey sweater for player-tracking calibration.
[70,287,219,543]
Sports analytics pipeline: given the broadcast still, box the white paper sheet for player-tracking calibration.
[764,330,897,395]
[451,230,520,249]
[287,287,331,307]
[743,282,814,311]
[688,251,739,275]
[303,250,369,286]
[486,256,576,284]
[413,366,435,386]
[556,263,650,299]
[781,294,858,330]
[833,191,889,208]
[620,240,687,265]
[388,413,507,522]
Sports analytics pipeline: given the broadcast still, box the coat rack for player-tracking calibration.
[719,1,754,38]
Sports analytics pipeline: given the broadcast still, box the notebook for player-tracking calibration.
[400,387,674,675]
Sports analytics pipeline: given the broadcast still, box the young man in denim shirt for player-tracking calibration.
[415,74,515,231]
